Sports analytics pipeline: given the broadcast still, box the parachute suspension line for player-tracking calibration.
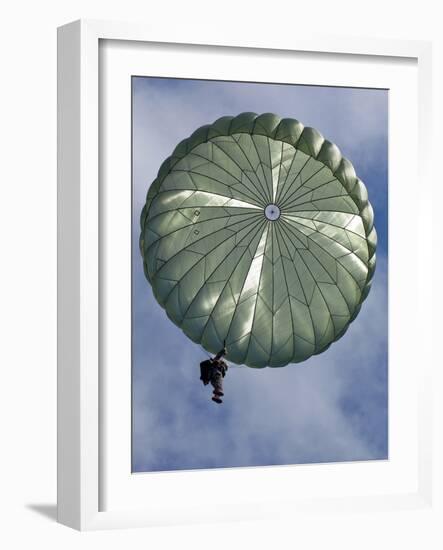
[199,345,212,360]
[198,344,245,368]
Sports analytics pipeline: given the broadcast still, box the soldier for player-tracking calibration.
[200,342,228,404]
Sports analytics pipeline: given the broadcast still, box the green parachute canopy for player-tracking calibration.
[140,113,377,368]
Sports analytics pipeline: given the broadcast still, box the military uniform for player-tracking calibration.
[200,345,228,404]
[210,359,228,397]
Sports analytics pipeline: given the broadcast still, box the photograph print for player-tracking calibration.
[132,77,388,473]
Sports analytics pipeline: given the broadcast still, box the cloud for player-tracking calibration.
[132,256,387,471]
[132,77,388,472]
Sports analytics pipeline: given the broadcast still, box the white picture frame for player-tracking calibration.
[57,19,435,531]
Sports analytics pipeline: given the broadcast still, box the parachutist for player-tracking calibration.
[200,342,228,404]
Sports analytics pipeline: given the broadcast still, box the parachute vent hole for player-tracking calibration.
[265,204,281,221]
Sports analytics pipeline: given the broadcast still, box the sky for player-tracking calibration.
[132,77,388,473]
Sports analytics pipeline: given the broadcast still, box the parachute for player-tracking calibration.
[139,112,377,368]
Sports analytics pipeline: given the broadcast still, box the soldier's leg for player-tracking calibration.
[211,371,223,403]
[212,371,224,396]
